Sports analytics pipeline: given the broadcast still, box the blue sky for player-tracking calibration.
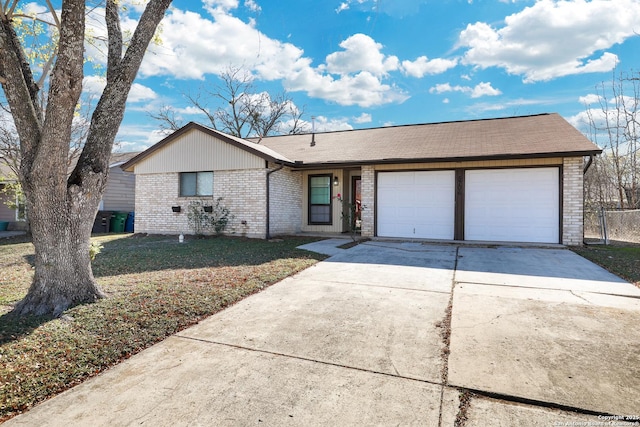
[33,0,640,150]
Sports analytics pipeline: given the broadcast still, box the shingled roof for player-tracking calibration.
[123,113,601,171]
[253,113,600,167]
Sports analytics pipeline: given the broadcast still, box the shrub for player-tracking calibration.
[187,198,233,236]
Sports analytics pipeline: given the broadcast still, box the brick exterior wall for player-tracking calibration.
[360,165,375,237]
[216,169,267,238]
[268,165,302,236]
[135,169,268,238]
[562,157,585,246]
[135,157,586,244]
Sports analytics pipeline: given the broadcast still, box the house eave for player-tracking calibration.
[288,150,603,170]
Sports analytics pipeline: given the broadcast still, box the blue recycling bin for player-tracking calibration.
[125,212,135,232]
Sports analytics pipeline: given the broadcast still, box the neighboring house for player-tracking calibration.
[122,113,602,245]
[0,163,26,229]
[99,152,140,212]
[0,152,138,230]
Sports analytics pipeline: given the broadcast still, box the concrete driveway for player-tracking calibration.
[5,240,640,426]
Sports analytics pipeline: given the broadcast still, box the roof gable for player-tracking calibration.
[122,123,293,173]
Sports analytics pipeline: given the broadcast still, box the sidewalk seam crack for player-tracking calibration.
[173,335,443,387]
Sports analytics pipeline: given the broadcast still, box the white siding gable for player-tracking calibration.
[134,128,266,174]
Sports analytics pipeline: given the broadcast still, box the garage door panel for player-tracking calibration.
[378,171,455,239]
[465,168,559,243]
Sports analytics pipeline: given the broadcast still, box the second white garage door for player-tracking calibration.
[464,168,560,243]
[377,171,455,239]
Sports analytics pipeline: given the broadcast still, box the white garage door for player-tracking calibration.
[378,171,455,239]
[464,168,559,243]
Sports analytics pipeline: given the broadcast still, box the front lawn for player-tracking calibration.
[0,234,325,422]
[572,244,640,287]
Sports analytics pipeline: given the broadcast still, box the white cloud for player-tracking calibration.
[567,110,592,132]
[311,116,354,132]
[457,0,640,82]
[286,69,409,107]
[353,113,372,124]
[116,125,171,151]
[336,2,349,13]
[470,82,502,98]
[244,0,261,12]
[127,83,158,103]
[175,106,207,116]
[140,9,411,108]
[203,0,239,15]
[323,34,400,77]
[401,56,458,78]
[579,94,601,105]
[83,75,106,95]
[429,83,460,95]
[21,2,49,16]
[82,76,157,103]
[429,81,501,98]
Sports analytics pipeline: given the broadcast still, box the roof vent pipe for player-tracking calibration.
[311,116,316,147]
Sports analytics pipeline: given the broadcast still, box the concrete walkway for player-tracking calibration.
[5,241,640,426]
[0,230,26,239]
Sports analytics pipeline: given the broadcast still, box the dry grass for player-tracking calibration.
[0,234,325,422]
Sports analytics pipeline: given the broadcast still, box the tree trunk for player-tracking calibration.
[2,0,173,317]
[13,181,105,317]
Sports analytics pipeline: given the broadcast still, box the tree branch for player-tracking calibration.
[72,0,172,186]
[44,0,60,28]
[0,7,42,169]
[34,0,85,184]
[7,0,18,17]
[105,0,122,86]
[11,14,57,27]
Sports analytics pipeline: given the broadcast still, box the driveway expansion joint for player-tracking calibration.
[173,334,443,387]
[305,278,452,294]
[459,387,617,418]
[438,246,459,427]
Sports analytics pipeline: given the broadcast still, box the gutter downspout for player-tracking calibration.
[583,154,595,174]
[583,154,598,245]
[266,162,285,240]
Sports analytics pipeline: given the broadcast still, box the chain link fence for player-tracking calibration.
[584,208,640,244]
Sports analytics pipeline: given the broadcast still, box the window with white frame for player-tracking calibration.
[180,172,213,197]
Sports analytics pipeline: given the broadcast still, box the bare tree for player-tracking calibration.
[583,70,640,209]
[150,66,307,138]
[0,0,173,317]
